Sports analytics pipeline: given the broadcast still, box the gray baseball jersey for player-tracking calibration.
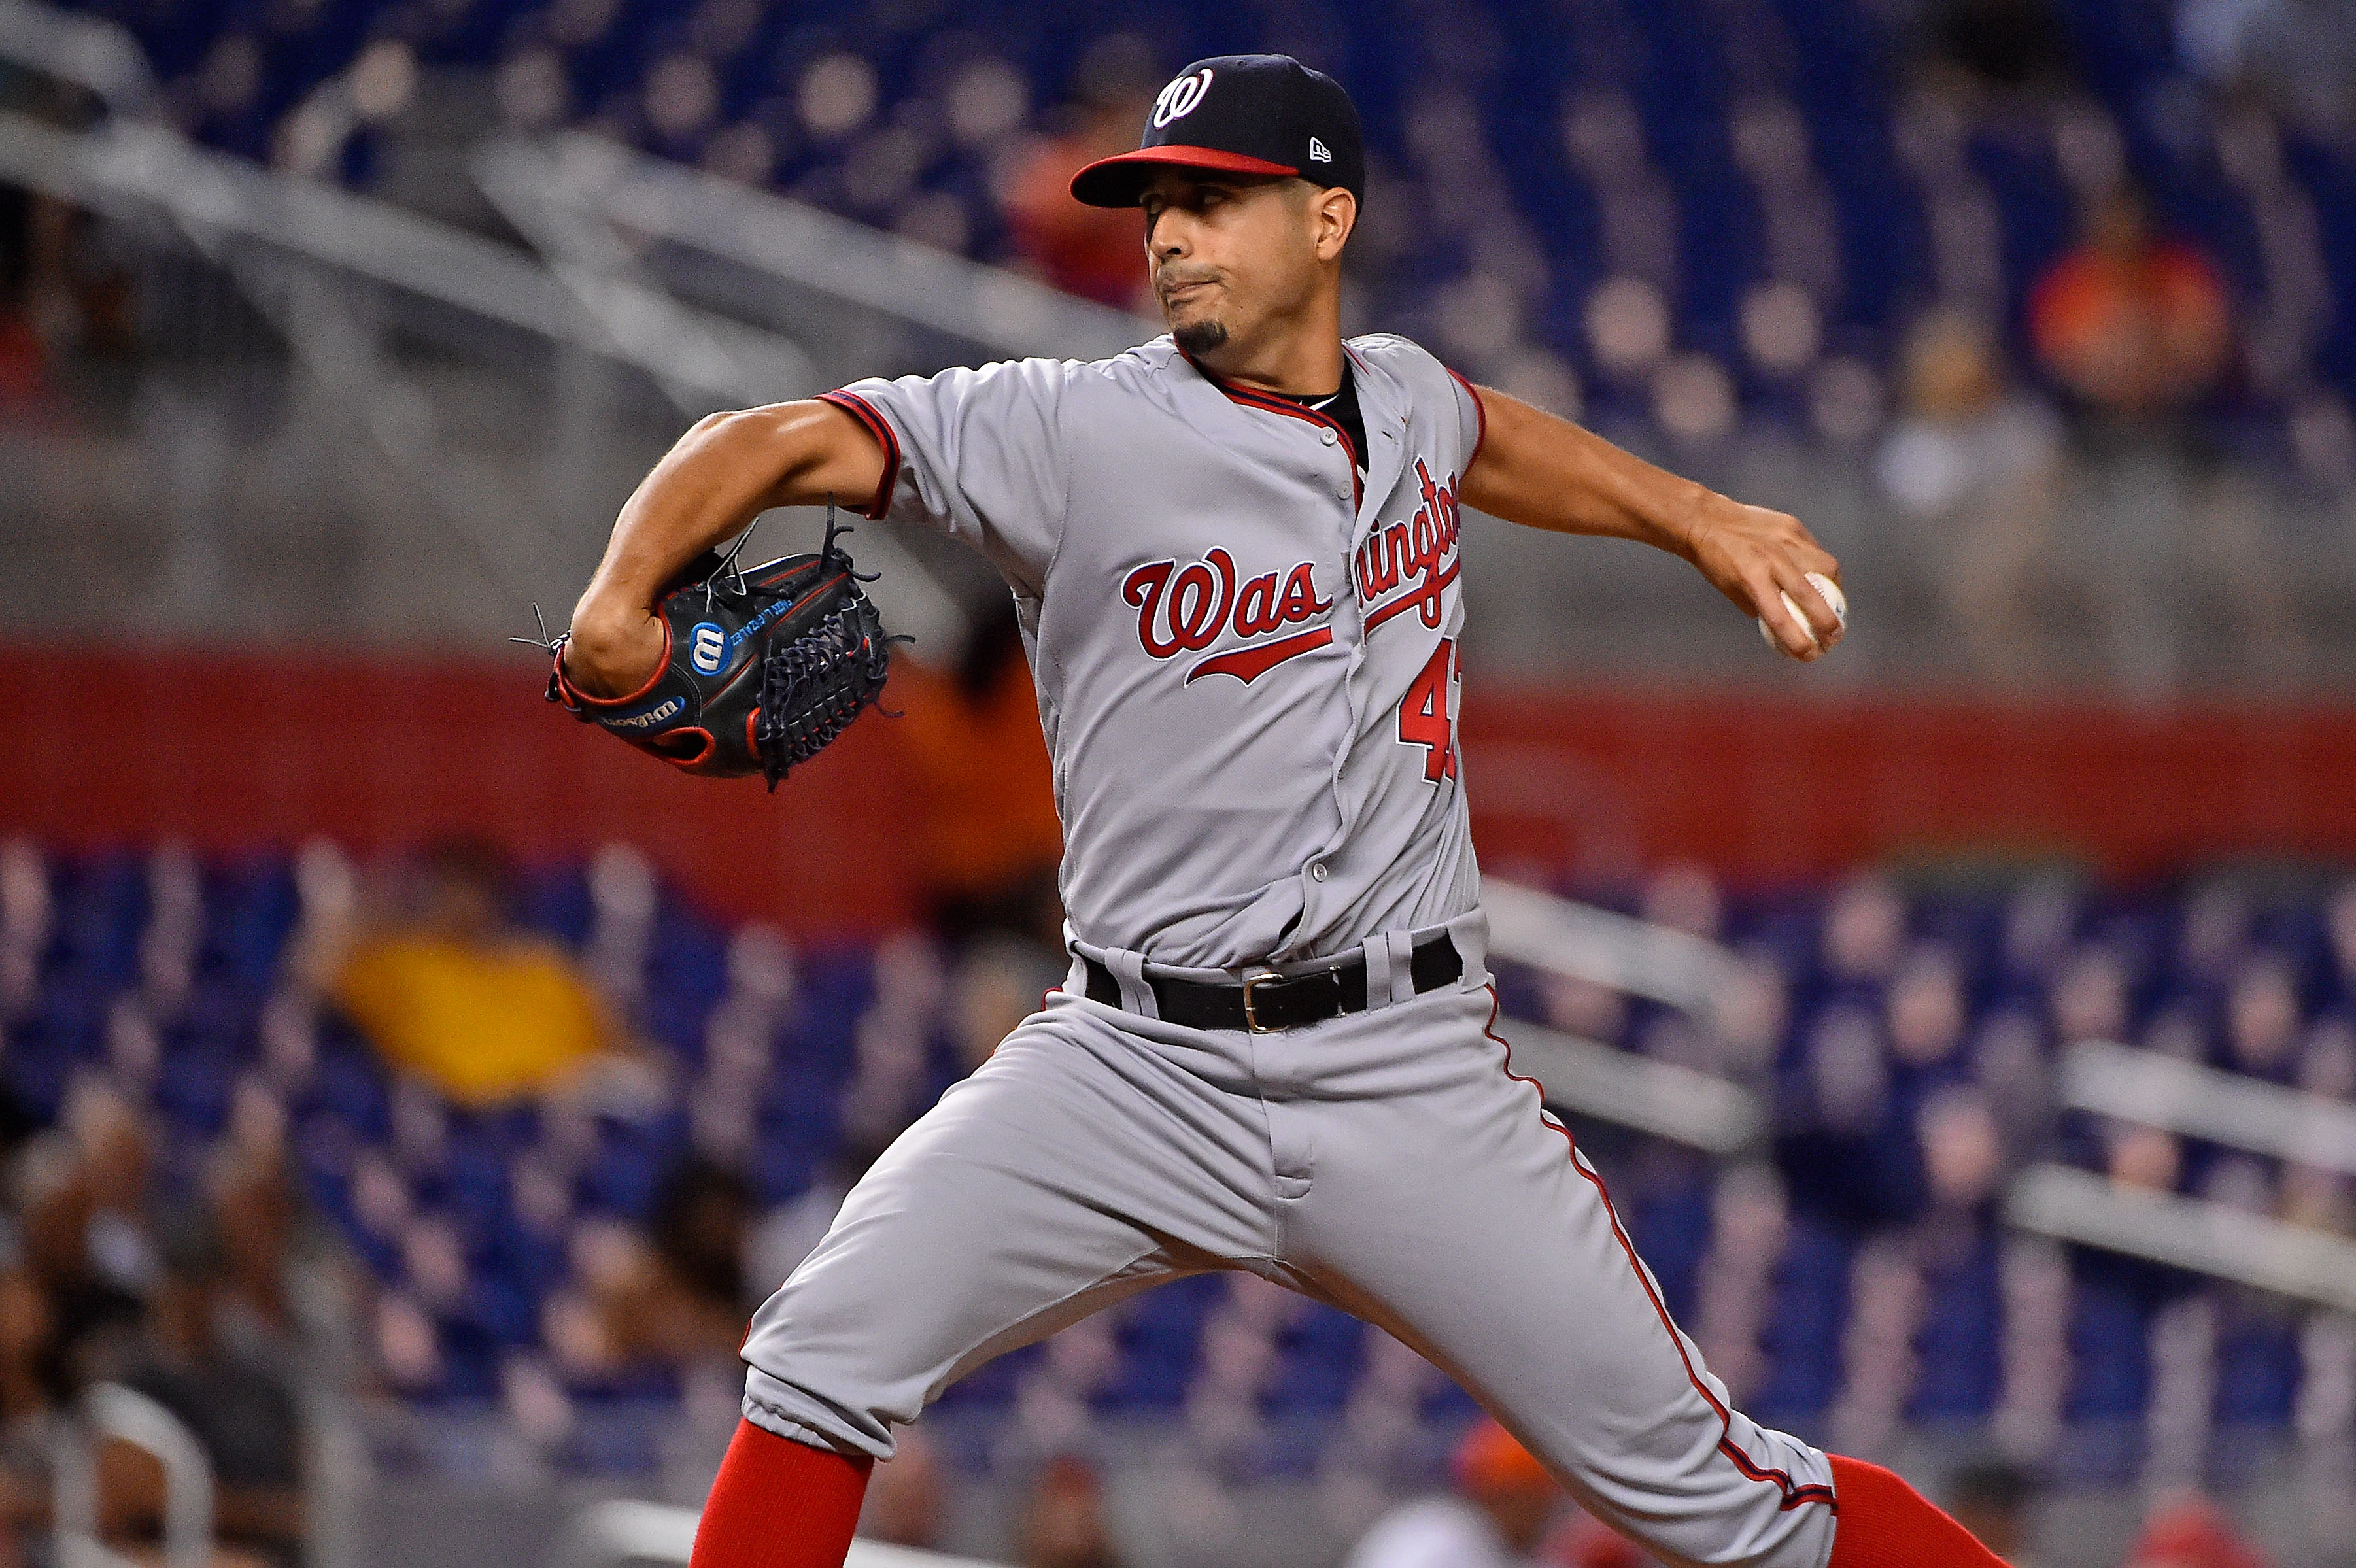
[747,335,1843,1568]
[819,333,1480,972]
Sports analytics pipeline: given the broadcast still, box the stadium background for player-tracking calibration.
[4,1,2356,1566]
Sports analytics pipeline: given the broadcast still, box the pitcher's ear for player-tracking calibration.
[1314,186,1357,260]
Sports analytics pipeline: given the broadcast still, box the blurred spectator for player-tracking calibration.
[2325,878,2356,1002]
[0,1264,53,1555]
[2178,0,2356,141]
[589,1158,757,1369]
[2225,957,2301,1079]
[1889,947,1969,1068]
[1925,0,2077,96]
[2029,186,2233,426]
[1542,974,1628,1046]
[1875,312,2063,685]
[999,37,1159,308]
[2051,947,2129,1044]
[2107,1125,2183,1194]
[1824,876,1910,985]
[1919,1090,2004,1214]
[1945,1459,2038,1564]
[894,611,1065,949]
[949,938,1067,1073]
[317,839,636,1107]
[1640,862,1724,943]
[861,1427,948,1550]
[2126,1499,2267,1568]
[204,1146,301,1350]
[114,1212,305,1567]
[647,1158,756,1346]
[14,1126,146,1399]
[1345,1418,1564,1568]
[1015,1454,1121,1568]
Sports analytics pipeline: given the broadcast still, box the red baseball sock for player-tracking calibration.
[689,1419,874,1568]
[1826,1455,2009,1568]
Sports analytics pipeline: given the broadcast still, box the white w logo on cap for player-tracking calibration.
[1151,67,1213,128]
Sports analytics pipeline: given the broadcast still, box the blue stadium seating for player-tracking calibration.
[7,838,2355,1482]
[48,0,2356,426]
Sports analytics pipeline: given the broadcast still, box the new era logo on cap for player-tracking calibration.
[1070,54,1366,209]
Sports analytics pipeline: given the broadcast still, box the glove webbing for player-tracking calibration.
[755,602,894,789]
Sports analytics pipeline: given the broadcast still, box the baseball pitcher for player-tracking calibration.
[558,55,1998,1568]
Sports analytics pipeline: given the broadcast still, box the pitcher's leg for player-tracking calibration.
[1282,988,2009,1568]
[738,995,1275,1457]
[1279,989,1835,1568]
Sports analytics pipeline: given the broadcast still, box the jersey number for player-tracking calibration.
[1398,639,1459,783]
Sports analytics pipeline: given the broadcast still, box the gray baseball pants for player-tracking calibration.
[739,919,1839,1568]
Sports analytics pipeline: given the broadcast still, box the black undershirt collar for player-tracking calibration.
[1282,360,1368,473]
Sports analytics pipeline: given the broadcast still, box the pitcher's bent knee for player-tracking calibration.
[738,1270,926,1462]
[740,1358,902,1463]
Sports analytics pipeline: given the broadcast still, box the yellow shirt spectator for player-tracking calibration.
[335,934,609,1107]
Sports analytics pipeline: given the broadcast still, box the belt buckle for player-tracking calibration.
[1240,970,1284,1034]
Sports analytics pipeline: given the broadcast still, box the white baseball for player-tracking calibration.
[1758,571,1847,655]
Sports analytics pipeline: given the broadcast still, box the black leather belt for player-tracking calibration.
[1082,933,1463,1033]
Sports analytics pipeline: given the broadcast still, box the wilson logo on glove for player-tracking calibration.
[689,622,727,675]
[606,697,686,730]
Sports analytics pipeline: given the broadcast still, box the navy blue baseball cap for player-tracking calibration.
[1070,54,1365,209]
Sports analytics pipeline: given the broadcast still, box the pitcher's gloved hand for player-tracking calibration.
[536,506,899,789]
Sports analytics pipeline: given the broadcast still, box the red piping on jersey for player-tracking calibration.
[1182,352,1363,513]
[1185,626,1333,684]
[1362,560,1461,634]
[818,390,901,520]
[1446,368,1488,470]
[1479,987,1839,1516]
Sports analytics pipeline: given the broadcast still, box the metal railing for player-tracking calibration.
[482,133,1157,369]
[51,1382,216,1568]
[1996,1038,2356,1311]
[0,101,958,644]
[0,0,152,116]
[1484,879,1745,1015]
[2007,1163,2356,1313]
[1488,887,2356,1306]
[2058,1039,2356,1176]
[1471,879,1769,1151]
[0,0,1149,651]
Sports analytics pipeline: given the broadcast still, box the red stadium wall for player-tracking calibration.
[1457,690,2356,889]
[7,641,2355,936]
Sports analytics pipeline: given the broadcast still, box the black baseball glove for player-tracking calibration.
[533,505,899,789]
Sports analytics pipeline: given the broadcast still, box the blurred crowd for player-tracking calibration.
[5,826,2356,1563]
[7,0,2354,467]
[0,1037,346,1565]
[1520,864,2356,1527]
